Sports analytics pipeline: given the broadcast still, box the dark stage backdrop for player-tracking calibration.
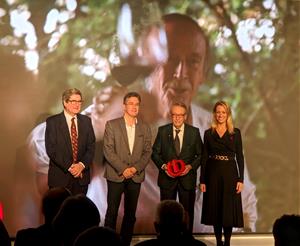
[0,0,299,236]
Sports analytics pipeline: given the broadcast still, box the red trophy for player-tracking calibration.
[167,159,186,177]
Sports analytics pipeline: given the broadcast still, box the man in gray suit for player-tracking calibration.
[103,92,152,246]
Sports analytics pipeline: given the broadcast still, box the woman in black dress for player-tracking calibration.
[200,101,244,246]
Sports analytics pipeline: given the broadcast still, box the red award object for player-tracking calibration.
[167,159,186,177]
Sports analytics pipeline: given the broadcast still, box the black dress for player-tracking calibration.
[200,128,244,227]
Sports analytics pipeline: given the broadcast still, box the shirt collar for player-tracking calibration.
[124,116,137,126]
[173,123,184,132]
[64,110,77,121]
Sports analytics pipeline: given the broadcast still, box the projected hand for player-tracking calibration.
[91,85,127,141]
[111,2,167,86]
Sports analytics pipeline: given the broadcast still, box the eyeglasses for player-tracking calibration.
[172,114,186,118]
[125,103,140,107]
[68,100,83,104]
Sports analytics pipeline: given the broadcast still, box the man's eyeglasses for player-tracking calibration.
[126,103,140,107]
[68,100,83,104]
[172,114,186,118]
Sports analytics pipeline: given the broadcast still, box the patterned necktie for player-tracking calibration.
[174,129,180,156]
[71,117,78,163]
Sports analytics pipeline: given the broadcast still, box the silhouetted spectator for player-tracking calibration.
[0,220,10,246]
[73,226,121,246]
[0,202,3,220]
[273,214,300,246]
[135,200,206,246]
[52,194,100,246]
[15,187,71,246]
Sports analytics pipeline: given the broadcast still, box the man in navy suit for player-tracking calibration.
[152,102,202,233]
[45,88,95,195]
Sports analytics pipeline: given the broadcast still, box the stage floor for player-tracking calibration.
[132,233,274,246]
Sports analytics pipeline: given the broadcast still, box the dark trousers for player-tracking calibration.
[49,176,88,195]
[160,182,196,233]
[104,179,141,246]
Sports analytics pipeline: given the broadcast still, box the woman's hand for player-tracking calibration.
[236,182,244,194]
[200,183,206,192]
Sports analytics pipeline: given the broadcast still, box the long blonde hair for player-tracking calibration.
[211,101,234,134]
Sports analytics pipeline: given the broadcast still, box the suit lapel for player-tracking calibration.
[131,120,142,156]
[59,112,73,157]
[77,114,83,156]
[120,118,131,154]
[180,124,188,155]
[167,124,177,156]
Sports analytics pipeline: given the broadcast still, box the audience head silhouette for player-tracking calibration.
[52,194,100,246]
[74,226,121,246]
[273,214,300,246]
[14,187,71,246]
[135,200,206,246]
[154,200,186,237]
[42,187,71,224]
[0,220,10,246]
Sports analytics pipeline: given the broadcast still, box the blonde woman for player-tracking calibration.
[200,101,244,246]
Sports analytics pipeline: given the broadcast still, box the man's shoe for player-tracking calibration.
[224,241,230,246]
[217,240,223,246]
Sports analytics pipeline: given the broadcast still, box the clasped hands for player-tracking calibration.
[68,163,84,178]
[163,164,192,178]
[122,167,137,179]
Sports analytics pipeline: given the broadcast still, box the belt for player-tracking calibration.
[209,155,235,161]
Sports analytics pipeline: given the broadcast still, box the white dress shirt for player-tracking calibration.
[125,117,137,154]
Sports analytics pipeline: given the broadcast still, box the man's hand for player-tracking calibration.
[179,164,192,176]
[128,167,137,175]
[200,183,206,192]
[122,167,137,179]
[161,165,176,178]
[68,163,84,178]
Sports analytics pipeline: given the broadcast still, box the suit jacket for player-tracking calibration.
[14,224,60,246]
[103,117,152,183]
[45,112,95,187]
[152,123,203,190]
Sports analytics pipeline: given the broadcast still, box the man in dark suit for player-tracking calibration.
[152,102,202,233]
[103,92,152,246]
[45,88,95,195]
